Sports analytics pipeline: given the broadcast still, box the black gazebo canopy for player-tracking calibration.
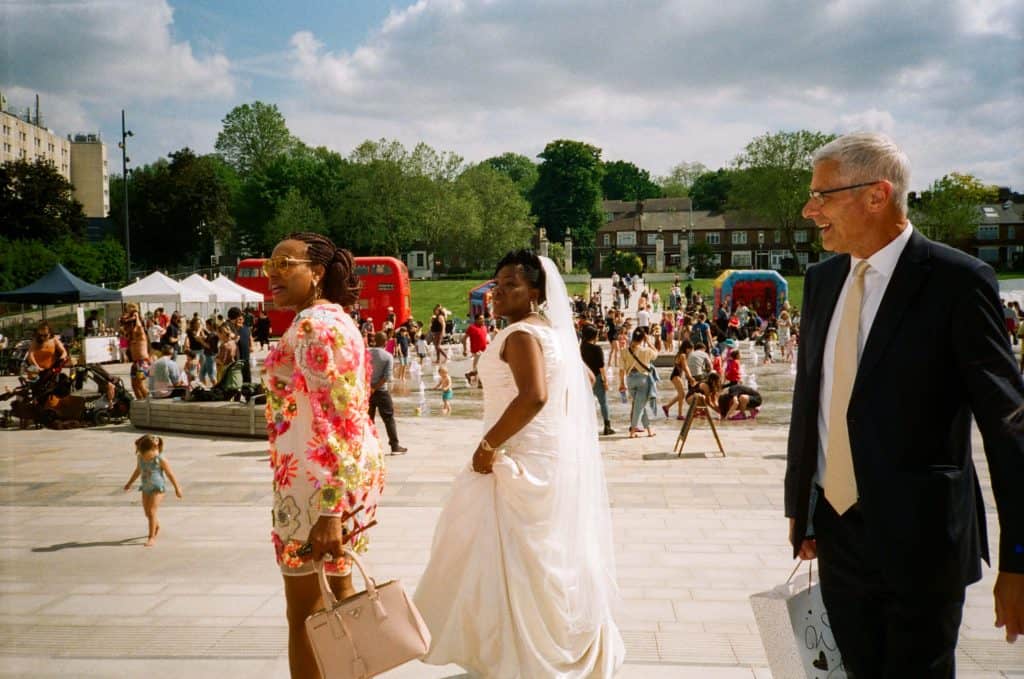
[0,264,122,304]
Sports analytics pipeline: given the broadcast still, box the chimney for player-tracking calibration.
[35,94,42,128]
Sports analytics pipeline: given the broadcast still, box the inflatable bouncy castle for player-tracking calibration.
[713,269,789,318]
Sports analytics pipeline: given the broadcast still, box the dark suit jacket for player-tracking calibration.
[785,229,1024,592]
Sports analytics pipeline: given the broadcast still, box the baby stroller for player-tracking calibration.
[0,339,31,376]
[71,363,133,425]
[0,364,79,428]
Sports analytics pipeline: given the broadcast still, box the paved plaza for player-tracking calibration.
[1,350,1022,678]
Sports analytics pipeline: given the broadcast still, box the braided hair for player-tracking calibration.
[494,249,546,303]
[287,232,360,306]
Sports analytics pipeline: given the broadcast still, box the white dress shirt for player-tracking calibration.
[815,223,914,487]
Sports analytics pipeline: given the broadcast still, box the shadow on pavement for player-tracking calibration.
[219,450,268,458]
[32,537,147,552]
[642,452,709,461]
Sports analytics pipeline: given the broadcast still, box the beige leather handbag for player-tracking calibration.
[305,548,431,679]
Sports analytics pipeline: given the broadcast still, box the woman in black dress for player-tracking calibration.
[430,305,448,363]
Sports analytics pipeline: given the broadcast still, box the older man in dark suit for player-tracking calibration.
[785,132,1023,677]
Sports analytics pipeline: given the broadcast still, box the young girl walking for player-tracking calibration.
[123,435,183,547]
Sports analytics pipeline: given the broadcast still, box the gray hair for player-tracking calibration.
[811,132,911,214]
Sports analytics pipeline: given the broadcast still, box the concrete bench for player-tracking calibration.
[130,398,266,439]
[653,353,677,369]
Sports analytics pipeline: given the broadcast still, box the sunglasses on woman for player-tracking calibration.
[262,256,314,276]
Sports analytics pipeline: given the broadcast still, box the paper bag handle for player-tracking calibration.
[786,559,814,591]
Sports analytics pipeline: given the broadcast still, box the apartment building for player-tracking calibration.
[69,133,110,218]
[0,92,71,179]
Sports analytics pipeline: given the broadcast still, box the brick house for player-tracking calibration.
[594,198,823,273]
[963,201,1024,269]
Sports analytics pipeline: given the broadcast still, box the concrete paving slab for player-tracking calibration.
[1,347,1021,677]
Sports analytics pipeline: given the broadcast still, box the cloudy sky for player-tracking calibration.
[3,0,1022,191]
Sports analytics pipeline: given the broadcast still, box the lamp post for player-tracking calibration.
[119,110,133,281]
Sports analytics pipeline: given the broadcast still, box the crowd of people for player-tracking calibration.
[115,304,264,400]
[572,277,793,437]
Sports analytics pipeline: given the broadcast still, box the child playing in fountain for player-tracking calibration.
[434,365,454,415]
[122,435,183,547]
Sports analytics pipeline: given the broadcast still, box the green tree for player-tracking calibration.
[265,187,327,245]
[414,176,480,268]
[729,130,837,260]
[215,101,296,176]
[234,145,353,255]
[688,169,733,212]
[601,160,661,201]
[0,159,87,242]
[115,149,235,268]
[349,139,463,181]
[658,161,708,198]
[910,172,999,244]
[688,240,718,277]
[531,140,605,254]
[483,152,538,203]
[456,163,535,269]
[601,250,643,275]
[0,236,56,290]
[330,156,421,256]
[332,139,473,260]
[0,236,126,290]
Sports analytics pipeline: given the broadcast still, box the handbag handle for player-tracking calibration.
[315,547,380,611]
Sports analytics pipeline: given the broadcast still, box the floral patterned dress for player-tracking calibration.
[263,303,386,576]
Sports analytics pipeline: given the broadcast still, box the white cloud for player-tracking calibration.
[1,0,235,102]
[838,109,896,135]
[280,0,1023,190]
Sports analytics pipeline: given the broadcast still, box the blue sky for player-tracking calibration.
[2,0,1022,191]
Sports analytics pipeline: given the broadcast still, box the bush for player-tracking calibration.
[0,236,127,290]
[602,250,643,276]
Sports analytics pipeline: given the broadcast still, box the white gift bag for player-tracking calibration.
[749,561,847,678]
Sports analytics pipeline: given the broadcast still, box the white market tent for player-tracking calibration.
[119,271,208,308]
[179,273,244,318]
[211,275,264,305]
[181,274,243,304]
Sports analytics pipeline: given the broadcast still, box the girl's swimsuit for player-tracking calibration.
[138,453,166,494]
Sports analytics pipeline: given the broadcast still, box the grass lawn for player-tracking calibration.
[409,277,807,322]
[408,279,590,323]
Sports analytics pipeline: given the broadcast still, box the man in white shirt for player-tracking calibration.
[636,305,650,331]
[148,344,186,399]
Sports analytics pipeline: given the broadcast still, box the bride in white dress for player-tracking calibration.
[414,251,625,678]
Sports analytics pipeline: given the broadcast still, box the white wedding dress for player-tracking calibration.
[414,303,625,677]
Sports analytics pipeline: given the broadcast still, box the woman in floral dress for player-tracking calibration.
[262,232,385,679]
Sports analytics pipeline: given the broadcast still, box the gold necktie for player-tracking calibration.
[824,260,870,515]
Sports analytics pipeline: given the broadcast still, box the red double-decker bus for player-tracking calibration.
[235,256,411,336]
